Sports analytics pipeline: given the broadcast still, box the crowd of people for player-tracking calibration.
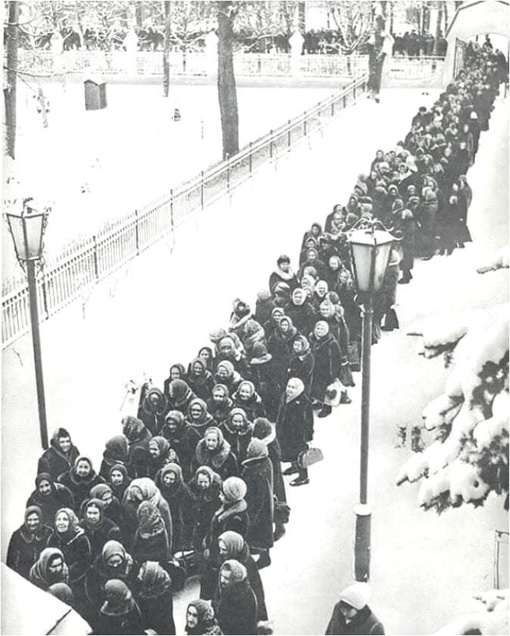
[6,41,506,635]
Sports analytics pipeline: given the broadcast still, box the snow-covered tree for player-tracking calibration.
[397,248,509,513]
[432,588,509,635]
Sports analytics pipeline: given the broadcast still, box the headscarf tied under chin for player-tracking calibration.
[286,378,305,403]
[137,561,172,599]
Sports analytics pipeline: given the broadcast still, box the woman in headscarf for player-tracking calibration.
[196,346,215,372]
[418,186,439,260]
[311,279,330,313]
[206,384,234,428]
[309,320,342,418]
[163,363,188,400]
[254,289,275,327]
[214,361,243,397]
[79,498,121,560]
[220,408,253,465]
[185,599,223,635]
[137,387,168,437]
[262,306,284,342]
[268,254,298,295]
[47,508,91,608]
[121,416,152,479]
[186,398,217,447]
[26,473,75,527]
[85,539,136,611]
[241,439,274,569]
[57,455,105,511]
[99,435,129,480]
[37,428,80,482]
[213,560,258,636]
[267,315,299,389]
[248,343,281,421]
[167,379,198,415]
[7,505,52,579]
[301,222,324,253]
[276,378,314,487]
[135,561,176,635]
[323,256,344,296]
[96,579,143,636]
[214,336,252,380]
[218,531,268,622]
[298,247,327,281]
[253,418,287,542]
[122,478,173,553]
[107,464,132,502]
[131,501,170,565]
[287,334,315,396]
[188,466,223,552]
[187,358,216,402]
[299,235,321,266]
[147,435,179,479]
[160,410,196,482]
[228,299,252,337]
[195,427,239,481]
[88,483,127,542]
[285,287,316,336]
[155,463,194,552]
[231,380,266,422]
[201,478,250,601]
[30,547,69,591]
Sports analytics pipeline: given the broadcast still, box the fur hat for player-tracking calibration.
[338,582,372,610]
[222,477,247,502]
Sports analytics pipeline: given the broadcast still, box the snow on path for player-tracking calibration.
[2,88,508,634]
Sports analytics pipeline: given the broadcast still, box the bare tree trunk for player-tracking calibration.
[217,0,239,159]
[4,1,20,159]
[444,3,449,32]
[433,5,443,56]
[163,1,171,97]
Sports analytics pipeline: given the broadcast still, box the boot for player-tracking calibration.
[274,523,286,542]
[255,550,271,570]
[317,404,332,418]
[290,468,309,487]
[340,390,352,404]
[283,462,299,476]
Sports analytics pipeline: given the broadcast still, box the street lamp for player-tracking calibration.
[6,199,50,449]
[349,220,395,582]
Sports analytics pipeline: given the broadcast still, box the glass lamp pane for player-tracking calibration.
[349,229,394,293]
[6,213,27,262]
[25,213,45,259]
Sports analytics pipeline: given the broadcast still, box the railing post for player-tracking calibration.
[227,156,230,193]
[40,273,49,319]
[331,101,335,116]
[170,189,174,231]
[201,171,205,208]
[287,120,291,148]
[304,112,307,136]
[269,130,273,158]
[343,93,347,108]
[135,209,140,254]
[93,235,99,280]
[249,143,253,173]
[353,85,357,100]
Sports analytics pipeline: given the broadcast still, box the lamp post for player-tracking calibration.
[349,221,395,582]
[6,200,50,449]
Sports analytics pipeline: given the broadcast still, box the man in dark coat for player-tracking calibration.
[241,439,274,569]
[325,582,385,635]
[37,428,80,481]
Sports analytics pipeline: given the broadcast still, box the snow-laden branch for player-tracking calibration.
[432,589,509,635]
[477,245,509,274]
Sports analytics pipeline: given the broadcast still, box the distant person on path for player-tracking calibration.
[325,582,384,635]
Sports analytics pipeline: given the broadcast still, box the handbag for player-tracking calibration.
[297,447,324,469]
[339,361,355,388]
[273,498,291,525]
[347,342,361,372]
[382,307,400,331]
[324,378,342,407]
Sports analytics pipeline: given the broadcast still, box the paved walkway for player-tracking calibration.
[2,87,508,634]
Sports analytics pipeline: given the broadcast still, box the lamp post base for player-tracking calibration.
[354,503,372,582]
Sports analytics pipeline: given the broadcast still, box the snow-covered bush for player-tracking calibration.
[431,589,509,635]
[397,251,509,513]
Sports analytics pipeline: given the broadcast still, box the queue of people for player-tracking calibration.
[6,42,505,635]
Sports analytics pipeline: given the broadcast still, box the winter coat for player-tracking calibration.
[276,392,314,463]
[6,518,53,580]
[137,388,168,437]
[47,527,92,585]
[57,466,105,514]
[284,301,317,336]
[187,359,216,402]
[242,454,274,550]
[159,412,197,482]
[131,524,169,565]
[207,395,234,429]
[220,420,253,465]
[26,478,75,527]
[96,603,144,636]
[85,542,136,609]
[287,350,315,396]
[195,436,239,481]
[249,357,282,421]
[99,436,129,480]
[309,332,342,402]
[268,270,299,295]
[325,604,385,635]
[231,391,266,423]
[187,468,223,551]
[136,579,176,635]
[215,578,258,636]
[155,464,194,552]
[37,435,80,482]
[79,514,121,561]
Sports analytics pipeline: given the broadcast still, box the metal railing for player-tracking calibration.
[2,75,368,348]
[12,50,443,80]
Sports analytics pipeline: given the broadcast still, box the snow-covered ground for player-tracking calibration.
[1,87,508,634]
[2,81,338,283]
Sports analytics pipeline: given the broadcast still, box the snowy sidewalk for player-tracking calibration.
[2,88,507,634]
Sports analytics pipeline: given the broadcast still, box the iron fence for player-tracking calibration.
[2,75,368,348]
